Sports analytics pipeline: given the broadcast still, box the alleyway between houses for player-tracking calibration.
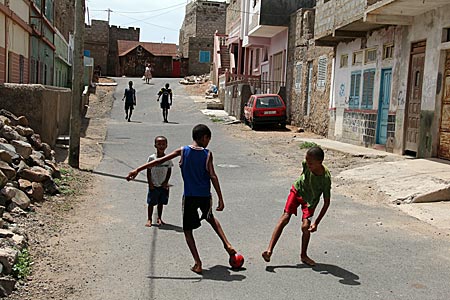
[10,79,450,300]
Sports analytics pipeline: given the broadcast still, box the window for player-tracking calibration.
[383,44,394,60]
[295,62,302,90]
[365,48,377,64]
[361,69,375,109]
[340,54,348,68]
[317,56,328,88]
[256,96,283,108]
[352,51,363,66]
[349,71,362,109]
[199,51,211,63]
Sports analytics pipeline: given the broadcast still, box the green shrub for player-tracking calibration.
[12,248,32,280]
[299,141,320,149]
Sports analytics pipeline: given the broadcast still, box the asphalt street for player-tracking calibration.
[70,77,450,300]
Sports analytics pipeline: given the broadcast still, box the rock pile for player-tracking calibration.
[0,109,60,296]
[179,74,210,85]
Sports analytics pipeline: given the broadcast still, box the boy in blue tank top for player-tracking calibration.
[126,124,237,274]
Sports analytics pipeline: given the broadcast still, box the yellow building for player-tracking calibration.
[0,0,31,83]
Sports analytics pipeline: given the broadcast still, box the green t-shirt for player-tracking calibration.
[293,160,332,208]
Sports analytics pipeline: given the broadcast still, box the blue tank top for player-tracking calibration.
[180,146,211,197]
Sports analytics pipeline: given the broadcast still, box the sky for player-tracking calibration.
[85,0,190,44]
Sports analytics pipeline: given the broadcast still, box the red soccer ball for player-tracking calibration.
[229,253,244,269]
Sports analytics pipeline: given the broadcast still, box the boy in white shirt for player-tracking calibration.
[146,136,173,227]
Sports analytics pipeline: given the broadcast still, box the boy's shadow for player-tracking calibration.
[157,223,184,233]
[164,121,179,124]
[147,265,246,282]
[266,263,360,285]
[201,265,246,282]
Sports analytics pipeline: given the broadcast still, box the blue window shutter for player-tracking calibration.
[349,71,361,109]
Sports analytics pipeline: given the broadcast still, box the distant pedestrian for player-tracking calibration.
[262,146,332,266]
[145,136,173,227]
[122,80,136,122]
[127,124,238,274]
[144,64,152,84]
[157,83,173,123]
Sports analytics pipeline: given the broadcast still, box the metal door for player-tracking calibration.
[405,41,426,153]
[439,51,450,159]
[377,68,392,144]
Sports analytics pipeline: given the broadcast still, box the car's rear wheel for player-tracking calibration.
[280,122,286,129]
[250,120,258,130]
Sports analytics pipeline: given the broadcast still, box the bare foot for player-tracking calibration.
[190,263,202,274]
[157,219,166,226]
[262,251,272,262]
[145,220,152,227]
[301,255,316,266]
[225,246,237,256]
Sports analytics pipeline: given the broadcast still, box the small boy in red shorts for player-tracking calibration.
[262,146,331,266]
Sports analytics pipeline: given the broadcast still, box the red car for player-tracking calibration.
[244,94,287,130]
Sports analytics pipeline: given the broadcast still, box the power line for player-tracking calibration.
[89,2,185,14]
[114,11,180,31]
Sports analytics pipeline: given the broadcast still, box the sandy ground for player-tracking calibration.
[8,79,448,299]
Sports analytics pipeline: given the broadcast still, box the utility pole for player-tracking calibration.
[107,8,112,25]
[69,0,84,168]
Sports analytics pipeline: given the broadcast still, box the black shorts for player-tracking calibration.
[160,101,170,109]
[182,196,213,230]
[125,102,134,110]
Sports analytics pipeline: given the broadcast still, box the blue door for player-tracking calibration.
[376,69,392,144]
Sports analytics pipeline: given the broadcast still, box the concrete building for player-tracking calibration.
[315,0,450,160]
[84,20,140,77]
[30,0,56,85]
[0,0,31,84]
[286,8,334,136]
[179,0,227,75]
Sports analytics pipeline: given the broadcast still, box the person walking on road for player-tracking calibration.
[145,136,173,227]
[262,146,332,266]
[157,83,172,123]
[127,124,238,274]
[122,80,136,122]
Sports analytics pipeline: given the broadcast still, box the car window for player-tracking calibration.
[255,96,283,108]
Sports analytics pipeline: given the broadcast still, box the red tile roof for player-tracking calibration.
[117,40,178,58]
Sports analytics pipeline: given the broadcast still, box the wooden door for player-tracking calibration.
[405,41,426,153]
[377,69,392,144]
[439,51,450,159]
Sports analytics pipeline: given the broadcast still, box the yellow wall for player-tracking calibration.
[8,21,29,57]
[10,0,29,22]
[0,13,5,48]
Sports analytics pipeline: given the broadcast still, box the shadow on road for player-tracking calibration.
[147,265,246,282]
[157,223,184,233]
[265,263,360,285]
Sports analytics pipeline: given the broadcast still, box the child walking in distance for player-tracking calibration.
[262,146,331,266]
[146,136,173,227]
[122,80,136,122]
[127,124,237,274]
[157,83,172,123]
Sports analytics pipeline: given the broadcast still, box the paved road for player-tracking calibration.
[71,77,450,300]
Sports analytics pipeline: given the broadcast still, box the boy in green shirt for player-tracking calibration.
[262,147,331,266]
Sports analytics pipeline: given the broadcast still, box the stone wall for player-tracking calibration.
[286,8,333,136]
[180,0,227,74]
[0,84,71,146]
[84,20,109,77]
[226,0,241,36]
[84,20,140,76]
[108,25,140,76]
[188,37,214,75]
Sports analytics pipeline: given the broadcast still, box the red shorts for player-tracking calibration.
[284,186,315,219]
